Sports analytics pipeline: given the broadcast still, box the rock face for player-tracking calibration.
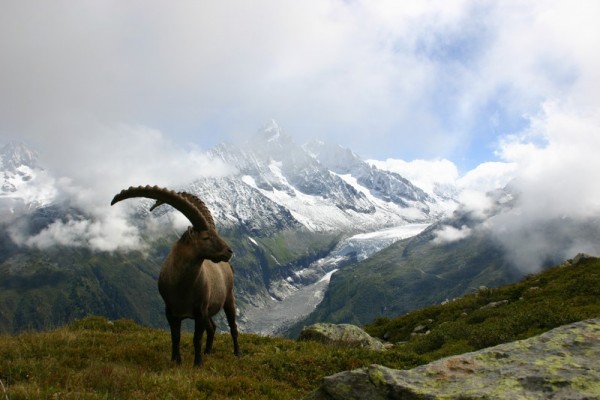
[298,323,386,351]
[306,318,600,399]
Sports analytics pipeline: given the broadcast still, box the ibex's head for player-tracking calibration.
[111,185,233,263]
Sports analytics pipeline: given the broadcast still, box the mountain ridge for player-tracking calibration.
[1,121,454,234]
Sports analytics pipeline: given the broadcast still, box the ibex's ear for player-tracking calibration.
[181,226,195,244]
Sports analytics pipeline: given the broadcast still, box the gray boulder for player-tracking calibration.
[298,323,386,351]
[306,318,600,399]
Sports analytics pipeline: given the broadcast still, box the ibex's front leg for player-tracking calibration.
[193,316,209,367]
[166,313,182,364]
[204,317,216,354]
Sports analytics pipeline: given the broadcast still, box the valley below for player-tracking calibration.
[240,223,430,335]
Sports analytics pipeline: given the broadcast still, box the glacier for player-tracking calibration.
[240,223,430,335]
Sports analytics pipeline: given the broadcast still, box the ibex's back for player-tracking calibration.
[111,185,239,367]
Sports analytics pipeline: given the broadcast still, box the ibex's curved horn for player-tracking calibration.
[111,185,209,231]
[149,192,216,231]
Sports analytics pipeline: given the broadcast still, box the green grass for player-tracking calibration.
[0,316,419,399]
[2,257,600,399]
[365,256,600,360]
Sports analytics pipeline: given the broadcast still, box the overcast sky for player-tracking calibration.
[2,1,600,267]
[2,1,597,173]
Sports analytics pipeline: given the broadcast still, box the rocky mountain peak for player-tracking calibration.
[261,119,283,141]
[1,141,40,172]
[253,119,295,154]
[303,140,363,174]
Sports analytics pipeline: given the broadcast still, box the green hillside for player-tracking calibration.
[0,226,339,334]
[1,255,599,399]
[0,245,166,333]
[364,254,600,356]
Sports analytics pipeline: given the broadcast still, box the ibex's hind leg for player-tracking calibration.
[204,317,216,354]
[224,297,240,356]
[166,313,182,364]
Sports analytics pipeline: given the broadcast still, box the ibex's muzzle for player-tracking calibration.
[223,247,234,261]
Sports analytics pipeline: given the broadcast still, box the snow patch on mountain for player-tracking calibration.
[1,142,57,212]
[203,125,447,233]
[334,173,429,223]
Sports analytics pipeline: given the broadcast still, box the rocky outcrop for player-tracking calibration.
[298,323,386,351]
[306,318,600,399]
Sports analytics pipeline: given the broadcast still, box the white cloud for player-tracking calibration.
[6,0,591,162]
[5,120,235,251]
[498,102,600,215]
[433,224,472,245]
[11,213,143,252]
[3,1,597,161]
[456,162,517,193]
[369,158,459,194]
[457,190,496,220]
[485,100,600,271]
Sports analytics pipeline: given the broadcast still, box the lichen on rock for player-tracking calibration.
[298,323,386,351]
[306,318,600,399]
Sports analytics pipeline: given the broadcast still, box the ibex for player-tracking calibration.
[111,185,240,367]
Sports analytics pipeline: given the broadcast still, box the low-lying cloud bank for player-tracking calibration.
[4,123,234,252]
[485,103,600,271]
[432,225,472,245]
[417,102,600,272]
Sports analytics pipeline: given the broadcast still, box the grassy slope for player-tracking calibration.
[365,255,600,358]
[1,257,600,399]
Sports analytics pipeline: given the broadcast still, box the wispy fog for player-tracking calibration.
[4,123,234,252]
[485,103,600,271]
[426,102,600,272]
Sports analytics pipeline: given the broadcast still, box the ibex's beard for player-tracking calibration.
[209,254,232,263]
[209,248,233,263]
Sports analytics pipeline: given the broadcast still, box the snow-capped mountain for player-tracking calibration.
[198,120,449,233]
[1,122,457,235]
[0,142,56,215]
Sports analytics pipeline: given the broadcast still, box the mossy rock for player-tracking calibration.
[307,318,600,399]
[298,323,386,351]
